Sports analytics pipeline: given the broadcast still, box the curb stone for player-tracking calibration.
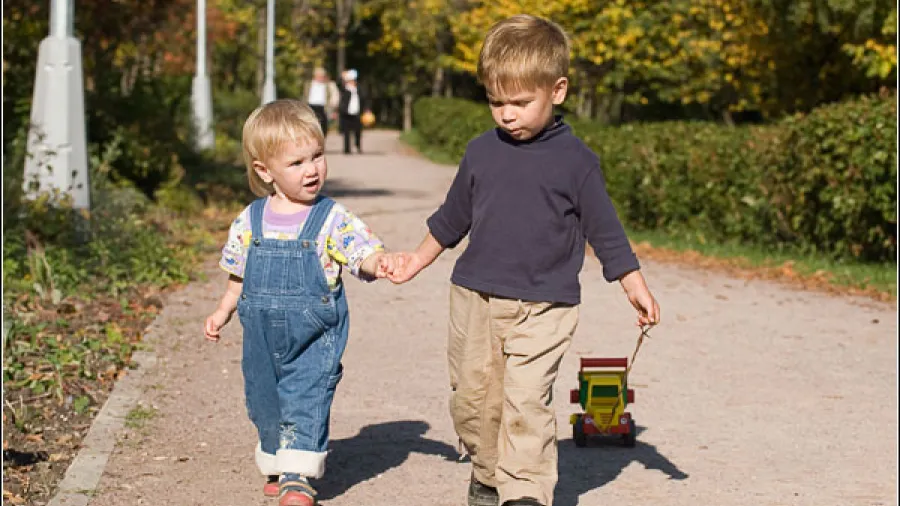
[45,326,160,506]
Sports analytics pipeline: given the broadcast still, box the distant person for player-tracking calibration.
[337,69,370,154]
[379,14,660,506]
[203,99,401,506]
[304,67,339,138]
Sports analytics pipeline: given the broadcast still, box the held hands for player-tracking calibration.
[375,251,424,284]
[618,270,661,328]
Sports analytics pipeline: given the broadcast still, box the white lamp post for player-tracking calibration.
[261,0,277,104]
[191,0,215,150]
[23,0,90,210]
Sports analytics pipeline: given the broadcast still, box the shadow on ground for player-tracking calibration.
[323,178,427,199]
[555,425,688,506]
[314,420,460,500]
[325,148,389,156]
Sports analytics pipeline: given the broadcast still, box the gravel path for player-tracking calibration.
[86,130,897,506]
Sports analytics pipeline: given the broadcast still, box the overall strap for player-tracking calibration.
[298,196,335,242]
[249,197,268,241]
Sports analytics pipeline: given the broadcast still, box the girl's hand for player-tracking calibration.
[204,309,233,342]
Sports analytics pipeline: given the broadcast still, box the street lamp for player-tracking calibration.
[261,0,276,104]
[23,0,90,210]
[192,0,215,150]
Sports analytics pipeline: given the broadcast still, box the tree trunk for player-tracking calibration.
[256,3,266,96]
[294,1,312,92]
[335,0,353,77]
[402,79,413,132]
[722,109,735,127]
[432,66,444,97]
[337,30,346,77]
[594,94,609,123]
[576,86,588,119]
[584,82,596,119]
[611,92,625,125]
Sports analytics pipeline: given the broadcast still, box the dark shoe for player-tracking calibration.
[502,499,543,506]
[468,475,499,506]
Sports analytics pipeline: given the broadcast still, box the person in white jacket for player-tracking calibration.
[304,67,340,138]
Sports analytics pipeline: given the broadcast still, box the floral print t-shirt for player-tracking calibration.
[219,198,384,289]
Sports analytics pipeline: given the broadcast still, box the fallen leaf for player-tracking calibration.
[5,494,25,505]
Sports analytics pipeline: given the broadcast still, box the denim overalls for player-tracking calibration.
[237,196,349,478]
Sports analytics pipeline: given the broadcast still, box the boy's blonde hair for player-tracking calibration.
[477,14,570,96]
[242,99,324,197]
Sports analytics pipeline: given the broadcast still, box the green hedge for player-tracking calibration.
[411,95,896,262]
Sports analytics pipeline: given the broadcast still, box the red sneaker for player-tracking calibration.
[279,490,315,506]
[263,476,279,497]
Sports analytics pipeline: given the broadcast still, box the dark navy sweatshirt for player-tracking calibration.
[426,118,640,305]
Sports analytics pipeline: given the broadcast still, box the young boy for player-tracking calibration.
[204,99,397,506]
[385,15,661,506]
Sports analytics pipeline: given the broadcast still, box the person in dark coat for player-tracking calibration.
[338,69,370,154]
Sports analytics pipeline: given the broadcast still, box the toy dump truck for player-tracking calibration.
[569,357,636,448]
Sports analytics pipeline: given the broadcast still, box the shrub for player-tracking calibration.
[410,94,897,261]
[763,94,897,261]
[412,97,494,161]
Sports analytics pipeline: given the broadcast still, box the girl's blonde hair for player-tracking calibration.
[477,14,570,96]
[242,99,324,196]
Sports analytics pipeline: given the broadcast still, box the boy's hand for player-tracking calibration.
[619,270,661,328]
[204,309,233,342]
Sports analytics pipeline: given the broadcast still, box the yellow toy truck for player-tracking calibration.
[569,357,636,448]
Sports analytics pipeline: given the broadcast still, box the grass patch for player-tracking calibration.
[125,405,158,430]
[627,228,896,300]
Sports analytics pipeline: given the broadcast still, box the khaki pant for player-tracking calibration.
[448,284,578,506]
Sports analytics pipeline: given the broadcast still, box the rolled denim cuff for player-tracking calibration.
[255,442,279,476]
[277,449,327,478]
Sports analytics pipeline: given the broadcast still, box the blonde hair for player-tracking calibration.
[241,99,324,197]
[477,14,570,96]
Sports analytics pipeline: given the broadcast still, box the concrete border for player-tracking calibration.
[46,340,158,506]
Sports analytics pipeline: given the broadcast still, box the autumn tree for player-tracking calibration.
[362,0,454,130]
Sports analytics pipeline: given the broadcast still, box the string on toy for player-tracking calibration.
[604,325,652,421]
[626,325,652,378]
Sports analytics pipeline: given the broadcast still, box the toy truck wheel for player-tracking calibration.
[573,416,587,448]
[622,419,637,448]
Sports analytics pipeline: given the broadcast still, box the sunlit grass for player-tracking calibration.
[627,228,896,299]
